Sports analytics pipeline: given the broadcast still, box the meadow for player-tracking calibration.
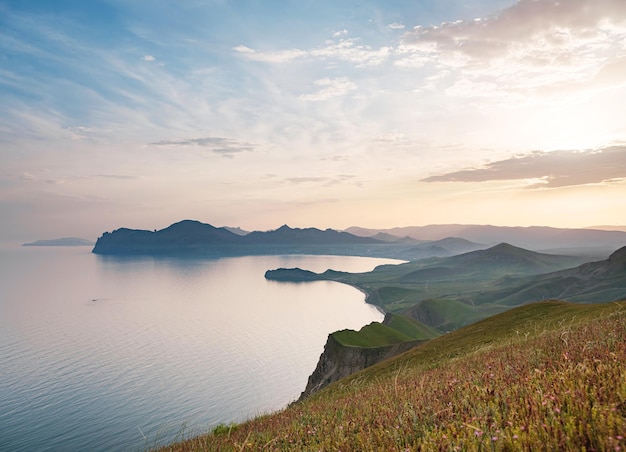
[158,300,626,451]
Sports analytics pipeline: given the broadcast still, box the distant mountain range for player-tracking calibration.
[23,237,95,247]
[92,220,626,259]
[345,224,626,256]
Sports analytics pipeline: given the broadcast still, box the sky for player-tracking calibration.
[1,0,626,242]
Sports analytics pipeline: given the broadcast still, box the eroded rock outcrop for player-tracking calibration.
[298,334,422,401]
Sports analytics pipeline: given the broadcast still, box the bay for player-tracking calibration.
[0,246,399,451]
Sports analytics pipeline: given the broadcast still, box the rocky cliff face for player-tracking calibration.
[298,335,422,401]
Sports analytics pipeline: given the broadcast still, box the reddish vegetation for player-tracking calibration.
[160,301,626,451]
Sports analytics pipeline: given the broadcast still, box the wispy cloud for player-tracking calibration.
[299,77,357,101]
[232,45,307,63]
[285,174,359,187]
[422,146,626,188]
[149,136,256,157]
[234,38,391,67]
[286,177,329,184]
[95,174,138,180]
[333,29,349,37]
[398,0,626,95]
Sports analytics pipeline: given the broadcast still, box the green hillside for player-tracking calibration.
[383,312,441,340]
[332,322,414,347]
[332,313,440,347]
[271,244,626,333]
[158,300,626,451]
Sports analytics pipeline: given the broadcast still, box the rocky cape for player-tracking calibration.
[298,315,427,400]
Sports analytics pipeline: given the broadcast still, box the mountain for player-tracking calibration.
[483,245,626,306]
[403,237,484,257]
[585,225,626,232]
[223,226,250,236]
[92,220,243,255]
[243,224,381,245]
[346,224,626,256]
[370,232,418,243]
[22,237,95,246]
[92,220,383,256]
[375,243,587,283]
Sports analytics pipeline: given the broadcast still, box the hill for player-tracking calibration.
[479,245,626,306]
[267,243,590,312]
[159,300,626,451]
[266,244,625,334]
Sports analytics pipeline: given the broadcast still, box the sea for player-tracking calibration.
[0,245,399,451]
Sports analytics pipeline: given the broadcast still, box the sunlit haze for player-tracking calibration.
[1,0,626,242]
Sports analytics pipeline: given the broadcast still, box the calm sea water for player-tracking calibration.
[0,246,398,451]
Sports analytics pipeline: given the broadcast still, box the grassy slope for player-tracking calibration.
[321,246,626,333]
[332,323,414,347]
[332,313,440,347]
[325,246,584,316]
[383,312,441,340]
[159,300,626,451]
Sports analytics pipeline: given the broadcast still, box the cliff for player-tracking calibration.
[298,333,422,400]
[297,312,437,400]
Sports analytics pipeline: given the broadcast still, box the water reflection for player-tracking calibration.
[0,248,400,451]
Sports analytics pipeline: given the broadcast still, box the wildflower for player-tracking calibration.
[492,436,498,441]
[475,431,483,437]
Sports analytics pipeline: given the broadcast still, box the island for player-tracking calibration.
[22,237,95,247]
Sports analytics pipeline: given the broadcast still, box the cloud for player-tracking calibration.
[421,146,626,188]
[95,174,138,180]
[150,136,255,157]
[299,77,357,101]
[398,0,626,95]
[285,174,359,187]
[142,55,155,62]
[310,39,391,67]
[234,38,390,67]
[286,177,329,184]
[388,23,405,30]
[233,45,307,63]
[402,0,626,60]
[19,172,37,181]
[333,29,348,37]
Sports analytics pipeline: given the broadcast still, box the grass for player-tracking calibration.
[332,313,440,348]
[157,300,626,451]
[332,322,415,347]
[383,312,441,340]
